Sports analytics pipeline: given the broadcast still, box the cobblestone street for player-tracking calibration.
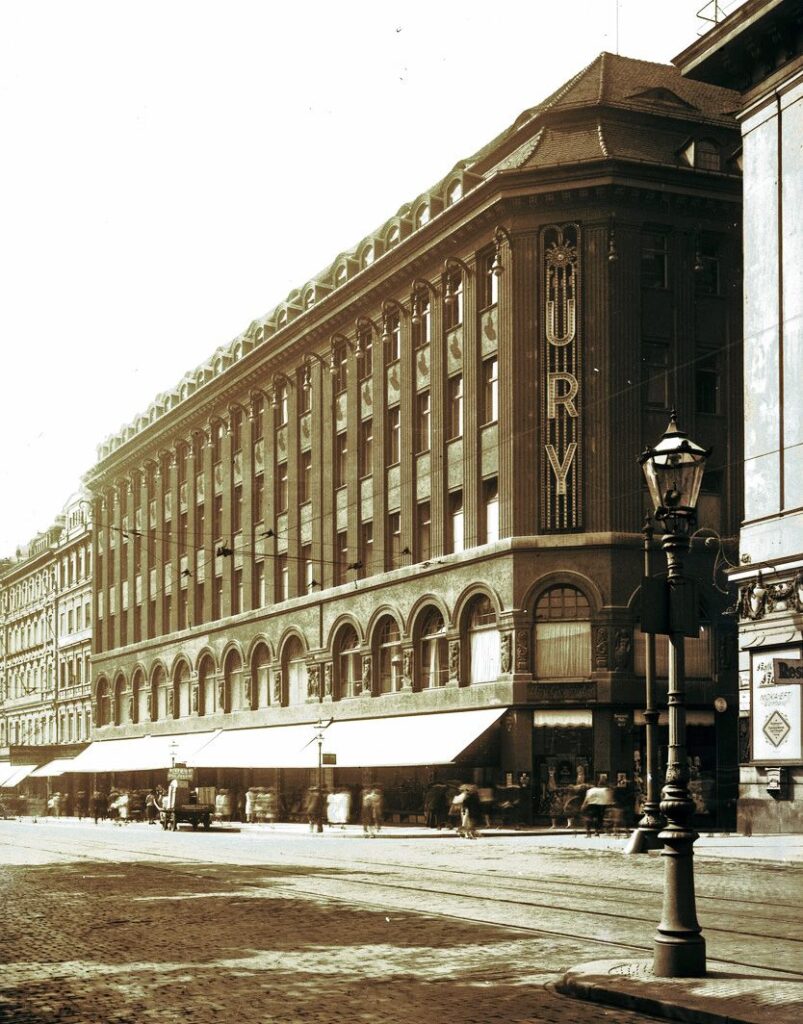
[0,821,686,1024]
[2,820,801,1023]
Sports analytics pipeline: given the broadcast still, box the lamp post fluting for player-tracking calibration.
[316,721,324,834]
[625,515,665,854]
[638,411,709,978]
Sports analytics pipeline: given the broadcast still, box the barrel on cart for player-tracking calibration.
[159,766,214,832]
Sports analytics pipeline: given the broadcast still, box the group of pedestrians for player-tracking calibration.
[303,784,384,836]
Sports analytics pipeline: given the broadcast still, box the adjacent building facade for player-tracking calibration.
[83,53,744,824]
[676,0,803,832]
[0,494,93,807]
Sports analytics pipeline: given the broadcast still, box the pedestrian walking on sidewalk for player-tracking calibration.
[361,785,383,836]
[458,784,481,839]
[581,776,614,836]
[305,786,324,833]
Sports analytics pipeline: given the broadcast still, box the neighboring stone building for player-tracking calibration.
[0,527,61,750]
[53,492,94,746]
[81,53,744,825]
[676,0,803,832]
[0,494,93,802]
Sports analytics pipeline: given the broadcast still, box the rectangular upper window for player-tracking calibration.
[448,375,464,439]
[386,407,401,465]
[641,231,669,289]
[416,390,431,454]
[482,356,498,424]
[335,432,348,489]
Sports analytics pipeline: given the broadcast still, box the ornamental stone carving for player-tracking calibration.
[362,656,372,695]
[448,641,460,682]
[613,628,632,672]
[594,626,609,669]
[402,650,413,688]
[515,630,529,672]
[307,664,320,700]
[324,663,333,698]
[127,696,134,721]
[167,689,174,717]
[191,684,199,713]
[217,680,225,711]
[500,633,512,674]
[271,670,282,706]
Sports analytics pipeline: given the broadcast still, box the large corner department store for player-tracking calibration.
[66,54,745,825]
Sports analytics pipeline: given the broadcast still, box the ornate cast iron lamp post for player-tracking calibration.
[625,514,665,854]
[638,411,709,978]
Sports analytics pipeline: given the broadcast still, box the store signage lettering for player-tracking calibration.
[774,658,803,681]
[541,223,582,529]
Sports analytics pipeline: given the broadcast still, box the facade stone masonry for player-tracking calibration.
[80,52,745,825]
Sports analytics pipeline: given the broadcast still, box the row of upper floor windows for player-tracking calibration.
[1,708,91,746]
[93,476,500,650]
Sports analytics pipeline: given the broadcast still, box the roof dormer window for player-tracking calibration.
[447,180,462,205]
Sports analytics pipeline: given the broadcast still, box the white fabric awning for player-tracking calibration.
[189,723,321,769]
[188,707,506,769]
[327,708,506,767]
[0,764,38,787]
[0,762,11,785]
[29,758,78,779]
[62,732,218,773]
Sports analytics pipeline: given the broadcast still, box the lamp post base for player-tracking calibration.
[653,934,706,978]
[624,825,663,854]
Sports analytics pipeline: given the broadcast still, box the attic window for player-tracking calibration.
[416,204,430,228]
[695,140,720,171]
[335,264,347,286]
[681,139,720,171]
[387,225,400,249]
[629,87,694,109]
[304,291,315,309]
[363,244,375,267]
[447,180,462,205]
[277,309,288,328]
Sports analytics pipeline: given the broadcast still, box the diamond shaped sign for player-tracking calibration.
[763,710,791,748]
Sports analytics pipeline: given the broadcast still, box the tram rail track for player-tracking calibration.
[1,827,800,978]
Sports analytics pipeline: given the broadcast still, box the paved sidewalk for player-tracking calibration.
[20,814,803,862]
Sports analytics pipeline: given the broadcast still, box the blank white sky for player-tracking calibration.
[0,0,725,555]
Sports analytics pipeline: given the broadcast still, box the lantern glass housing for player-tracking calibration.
[639,413,710,524]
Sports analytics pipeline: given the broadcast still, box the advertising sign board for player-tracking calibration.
[750,648,803,764]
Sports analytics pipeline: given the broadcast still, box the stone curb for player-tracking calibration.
[556,960,802,1024]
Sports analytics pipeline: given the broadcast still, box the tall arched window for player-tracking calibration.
[336,626,361,699]
[534,586,591,678]
[251,643,270,709]
[175,660,192,718]
[224,650,243,713]
[284,637,307,706]
[199,655,216,715]
[153,665,169,720]
[96,679,111,727]
[377,617,402,694]
[114,674,130,725]
[420,608,448,688]
[133,669,147,723]
[467,595,500,684]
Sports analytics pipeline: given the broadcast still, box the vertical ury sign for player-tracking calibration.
[541,223,582,530]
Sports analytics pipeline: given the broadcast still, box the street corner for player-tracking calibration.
[556,957,803,1024]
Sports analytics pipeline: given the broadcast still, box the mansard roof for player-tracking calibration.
[93,53,739,467]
